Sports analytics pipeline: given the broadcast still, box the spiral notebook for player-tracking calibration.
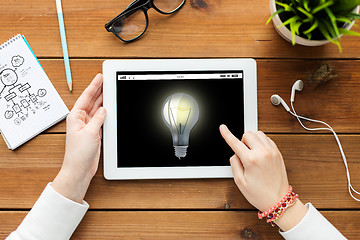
[0,34,69,150]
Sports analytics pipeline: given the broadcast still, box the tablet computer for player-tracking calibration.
[103,59,257,180]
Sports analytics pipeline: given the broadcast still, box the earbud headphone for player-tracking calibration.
[271,80,360,202]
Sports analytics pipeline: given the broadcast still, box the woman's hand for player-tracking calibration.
[219,125,307,231]
[52,73,106,203]
[220,125,289,212]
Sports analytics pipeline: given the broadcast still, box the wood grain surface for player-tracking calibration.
[1,134,359,209]
[0,0,360,59]
[36,59,360,133]
[1,211,359,239]
[1,0,360,239]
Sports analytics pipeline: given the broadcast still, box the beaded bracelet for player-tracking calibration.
[258,185,299,226]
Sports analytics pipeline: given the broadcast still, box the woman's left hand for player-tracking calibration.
[52,73,106,203]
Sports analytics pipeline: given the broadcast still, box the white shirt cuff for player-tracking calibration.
[7,182,88,240]
[279,202,346,240]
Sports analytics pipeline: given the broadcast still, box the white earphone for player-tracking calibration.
[271,80,360,202]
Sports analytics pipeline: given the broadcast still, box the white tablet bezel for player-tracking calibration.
[103,59,257,180]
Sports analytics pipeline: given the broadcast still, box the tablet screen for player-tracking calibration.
[116,71,244,168]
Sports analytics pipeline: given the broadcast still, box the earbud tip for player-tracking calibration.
[296,80,304,91]
[270,95,281,106]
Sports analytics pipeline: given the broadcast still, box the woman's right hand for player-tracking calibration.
[219,125,307,231]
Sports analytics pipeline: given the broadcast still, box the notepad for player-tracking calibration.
[0,34,69,150]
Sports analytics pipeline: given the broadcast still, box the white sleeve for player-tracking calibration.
[6,182,89,240]
[279,202,346,240]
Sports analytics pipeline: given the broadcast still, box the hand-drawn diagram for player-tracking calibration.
[11,55,24,68]
[0,55,49,126]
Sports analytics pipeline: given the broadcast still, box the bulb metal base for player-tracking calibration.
[174,146,188,159]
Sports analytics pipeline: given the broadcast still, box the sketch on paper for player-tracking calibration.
[0,55,49,126]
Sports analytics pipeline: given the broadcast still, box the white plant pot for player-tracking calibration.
[269,0,360,46]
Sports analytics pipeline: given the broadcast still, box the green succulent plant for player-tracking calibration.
[267,0,360,52]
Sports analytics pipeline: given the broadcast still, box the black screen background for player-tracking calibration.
[116,72,244,167]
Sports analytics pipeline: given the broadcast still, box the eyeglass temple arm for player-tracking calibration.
[126,0,142,10]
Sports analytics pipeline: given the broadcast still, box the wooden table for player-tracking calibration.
[1,0,360,239]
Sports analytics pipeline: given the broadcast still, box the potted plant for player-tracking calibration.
[267,0,360,51]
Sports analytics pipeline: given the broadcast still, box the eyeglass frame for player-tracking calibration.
[105,0,186,42]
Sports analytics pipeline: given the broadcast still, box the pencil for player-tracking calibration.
[55,0,73,92]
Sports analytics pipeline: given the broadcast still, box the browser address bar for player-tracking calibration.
[117,73,243,81]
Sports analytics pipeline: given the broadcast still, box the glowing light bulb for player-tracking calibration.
[162,93,199,159]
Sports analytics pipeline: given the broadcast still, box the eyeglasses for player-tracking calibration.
[105,0,186,42]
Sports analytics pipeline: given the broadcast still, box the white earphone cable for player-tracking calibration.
[289,102,360,202]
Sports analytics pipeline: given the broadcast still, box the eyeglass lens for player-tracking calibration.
[113,0,185,41]
[113,10,147,41]
[153,0,185,13]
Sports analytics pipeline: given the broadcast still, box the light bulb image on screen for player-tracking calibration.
[162,93,199,159]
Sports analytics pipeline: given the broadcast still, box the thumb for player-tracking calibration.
[86,107,106,133]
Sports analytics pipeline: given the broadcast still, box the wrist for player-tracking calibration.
[52,167,93,203]
[274,199,308,232]
[258,186,307,231]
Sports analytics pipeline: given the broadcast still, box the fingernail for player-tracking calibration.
[98,107,106,115]
[220,124,227,130]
